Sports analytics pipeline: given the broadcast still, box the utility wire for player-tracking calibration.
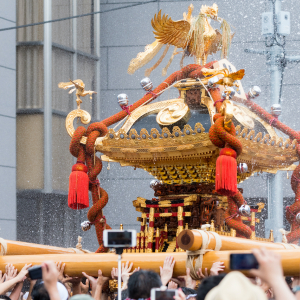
[0,0,157,32]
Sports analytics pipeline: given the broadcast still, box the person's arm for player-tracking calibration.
[250,248,295,300]
[41,261,60,300]
[27,279,37,300]
[9,282,24,300]
[82,272,97,297]
[94,270,109,300]
[0,264,31,295]
[160,256,175,286]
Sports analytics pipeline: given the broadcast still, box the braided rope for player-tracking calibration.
[70,124,111,253]
[186,230,222,280]
[208,89,251,238]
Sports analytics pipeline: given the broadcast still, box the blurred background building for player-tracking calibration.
[0,0,299,249]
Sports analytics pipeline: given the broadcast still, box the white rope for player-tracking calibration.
[0,238,7,256]
[186,230,222,280]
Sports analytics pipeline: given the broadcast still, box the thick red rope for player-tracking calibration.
[209,88,251,238]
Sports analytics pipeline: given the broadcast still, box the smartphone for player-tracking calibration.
[230,253,259,270]
[103,230,137,248]
[151,288,178,300]
[28,265,43,280]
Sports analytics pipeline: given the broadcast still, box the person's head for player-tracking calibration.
[128,270,162,299]
[204,272,267,300]
[197,274,226,300]
[32,282,68,300]
[32,283,49,300]
[181,287,197,300]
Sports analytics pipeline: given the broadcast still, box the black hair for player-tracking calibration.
[197,274,226,300]
[181,287,197,296]
[128,270,162,299]
[116,289,129,300]
[0,296,11,300]
[31,283,50,300]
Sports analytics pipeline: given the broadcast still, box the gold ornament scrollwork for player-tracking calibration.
[65,109,91,144]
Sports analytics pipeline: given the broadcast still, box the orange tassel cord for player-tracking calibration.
[208,88,251,238]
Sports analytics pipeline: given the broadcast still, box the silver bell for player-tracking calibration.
[221,87,235,99]
[237,163,248,173]
[140,77,153,91]
[150,179,159,189]
[239,204,251,217]
[296,213,300,224]
[117,94,129,107]
[207,76,219,88]
[248,86,261,99]
[81,221,91,231]
[271,104,281,117]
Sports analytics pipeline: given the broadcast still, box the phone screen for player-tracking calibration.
[230,253,259,270]
[107,231,132,246]
[154,290,176,300]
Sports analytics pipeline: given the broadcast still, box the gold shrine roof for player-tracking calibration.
[65,59,298,185]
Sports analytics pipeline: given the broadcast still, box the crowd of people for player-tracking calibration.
[0,248,298,300]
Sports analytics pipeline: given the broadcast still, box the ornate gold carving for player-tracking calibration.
[156,101,190,126]
[232,104,254,129]
[65,109,91,143]
[58,79,97,109]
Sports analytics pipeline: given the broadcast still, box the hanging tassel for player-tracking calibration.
[68,162,89,209]
[215,148,237,196]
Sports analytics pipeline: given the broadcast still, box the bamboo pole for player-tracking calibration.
[177,230,299,251]
[0,239,88,256]
[1,250,300,277]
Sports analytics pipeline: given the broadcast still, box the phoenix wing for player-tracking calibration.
[151,10,191,49]
[227,69,245,81]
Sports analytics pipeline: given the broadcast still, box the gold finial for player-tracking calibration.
[185,223,189,230]
[210,220,215,232]
[269,230,274,242]
[230,228,236,237]
[58,79,97,109]
[164,224,167,231]
[156,228,160,238]
[120,224,123,230]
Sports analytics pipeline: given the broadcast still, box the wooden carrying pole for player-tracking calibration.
[0,239,88,256]
[177,230,299,251]
[1,250,300,276]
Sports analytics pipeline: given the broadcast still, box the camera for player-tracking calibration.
[28,265,43,280]
[151,288,178,300]
[103,229,136,248]
[230,253,259,270]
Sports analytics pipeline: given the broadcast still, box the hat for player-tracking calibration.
[70,294,94,300]
[57,282,69,300]
[204,272,267,300]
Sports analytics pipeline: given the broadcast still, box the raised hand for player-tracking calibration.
[5,264,18,281]
[196,267,208,280]
[160,256,176,286]
[177,268,197,289]
[55,262,66,282]
[209,262,225,276]
[167,281,178,289]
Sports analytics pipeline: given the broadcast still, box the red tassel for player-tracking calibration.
[215,148,238,196]
[68,163,89,209]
